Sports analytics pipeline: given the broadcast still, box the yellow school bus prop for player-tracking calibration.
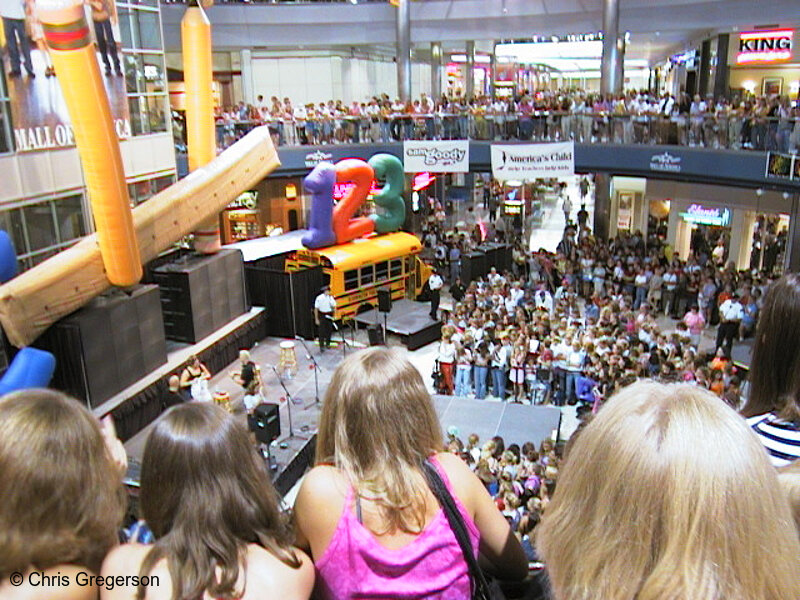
[285,231,432,321]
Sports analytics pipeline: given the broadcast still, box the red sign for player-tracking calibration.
[412,172,436,191]
[333,181,380,201]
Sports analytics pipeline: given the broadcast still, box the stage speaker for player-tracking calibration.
[249,403,281,444]
[377,288,392,313]
[367,324,385,346]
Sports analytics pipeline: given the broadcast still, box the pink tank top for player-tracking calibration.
[314,456,480,599]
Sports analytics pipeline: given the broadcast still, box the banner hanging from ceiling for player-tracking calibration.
[491,142,575,181]
[403,140,469,173]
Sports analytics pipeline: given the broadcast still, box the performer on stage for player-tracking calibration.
[231,349,261,394]
[428,268,443,321]
[314,285,336,353]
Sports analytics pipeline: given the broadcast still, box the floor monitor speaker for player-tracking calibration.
[249,403,281,444]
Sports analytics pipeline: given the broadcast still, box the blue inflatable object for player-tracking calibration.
[0,347,57,397]
[0,230,17,283]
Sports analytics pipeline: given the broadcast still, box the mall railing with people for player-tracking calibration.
[187,93,800,154]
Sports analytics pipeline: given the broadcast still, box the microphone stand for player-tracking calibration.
[295,335,321,406]
[270,365,309,442]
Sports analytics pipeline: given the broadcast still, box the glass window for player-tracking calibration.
[375,261,388,281]
[136,10,162,50]
[145,94,167,132]
[0,107,11,154]
[344,269,359,291]
[154,174,174,193]
[125,54,165,95]
[22,203,56,253]
[0,208,28,255]
[118,8,134,49]
[141,54,165,94]
[390,259,403,278]
[54,195,86,242]
[128,96,147,136]
[360,265,374,286]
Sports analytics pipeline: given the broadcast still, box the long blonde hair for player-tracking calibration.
[537,381,800,600]
[316,347,442,534]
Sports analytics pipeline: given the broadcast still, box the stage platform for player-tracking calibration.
[355,299,442,350]
[121,333,567,497]
[731,338,753,371]
[431,395,563,447]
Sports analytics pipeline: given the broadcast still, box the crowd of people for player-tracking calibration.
[3,325,800,599]
[432,213,777,411]
[201,89,800,152]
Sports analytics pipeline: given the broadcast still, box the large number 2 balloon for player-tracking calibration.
[369,153,406,234]
[332,159,375,244]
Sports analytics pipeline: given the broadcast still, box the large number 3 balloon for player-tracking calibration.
[369,154,406,234]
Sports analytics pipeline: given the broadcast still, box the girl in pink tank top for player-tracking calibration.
[293,348,528,600]
[314,456,479,599]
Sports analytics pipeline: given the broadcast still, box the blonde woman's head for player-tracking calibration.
[316,347,442,533]
[537,381,800,600]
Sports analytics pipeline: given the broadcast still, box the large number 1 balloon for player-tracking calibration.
[302,162,337,249]
[369,153,406,234]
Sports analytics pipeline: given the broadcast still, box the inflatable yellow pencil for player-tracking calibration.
[37,0,141,287]
[182,5,221,254]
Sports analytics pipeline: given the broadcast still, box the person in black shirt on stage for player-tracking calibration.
[232,349,261,394]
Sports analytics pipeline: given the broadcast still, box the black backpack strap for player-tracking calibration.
[421,459,492,599]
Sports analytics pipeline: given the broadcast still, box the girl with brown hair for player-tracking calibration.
[0,389,126,599]
[742,273,800,466]
[294,347,527,599]
[101,403,313,600]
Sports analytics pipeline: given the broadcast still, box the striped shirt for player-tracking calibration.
[747,412,800,467]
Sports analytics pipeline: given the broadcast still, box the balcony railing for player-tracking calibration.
[202,112,800,153]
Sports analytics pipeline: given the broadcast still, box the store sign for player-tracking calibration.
[679,204,731,227]
[228,191,258,209]
[503,200,523,215]
[737,30,793,64]
[649,152,682,173]
[490,142,574,181]
[304,150,333,168]
[403,140,470,173]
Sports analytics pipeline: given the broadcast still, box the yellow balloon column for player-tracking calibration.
[37,0,142,286]
[182,5,221,254]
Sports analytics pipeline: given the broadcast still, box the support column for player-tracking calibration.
[395,0,411,102]
[698,39,711,98]
[728,208,754,270]
[431,41,442,100]
[785,193,800,273]
[600,0,621,96]
[465,40,475,99]
[489,46,497,100]
[713,34,730,100]
[614,35,625,93]
[240,49,254,105]
[593,173,612,241]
